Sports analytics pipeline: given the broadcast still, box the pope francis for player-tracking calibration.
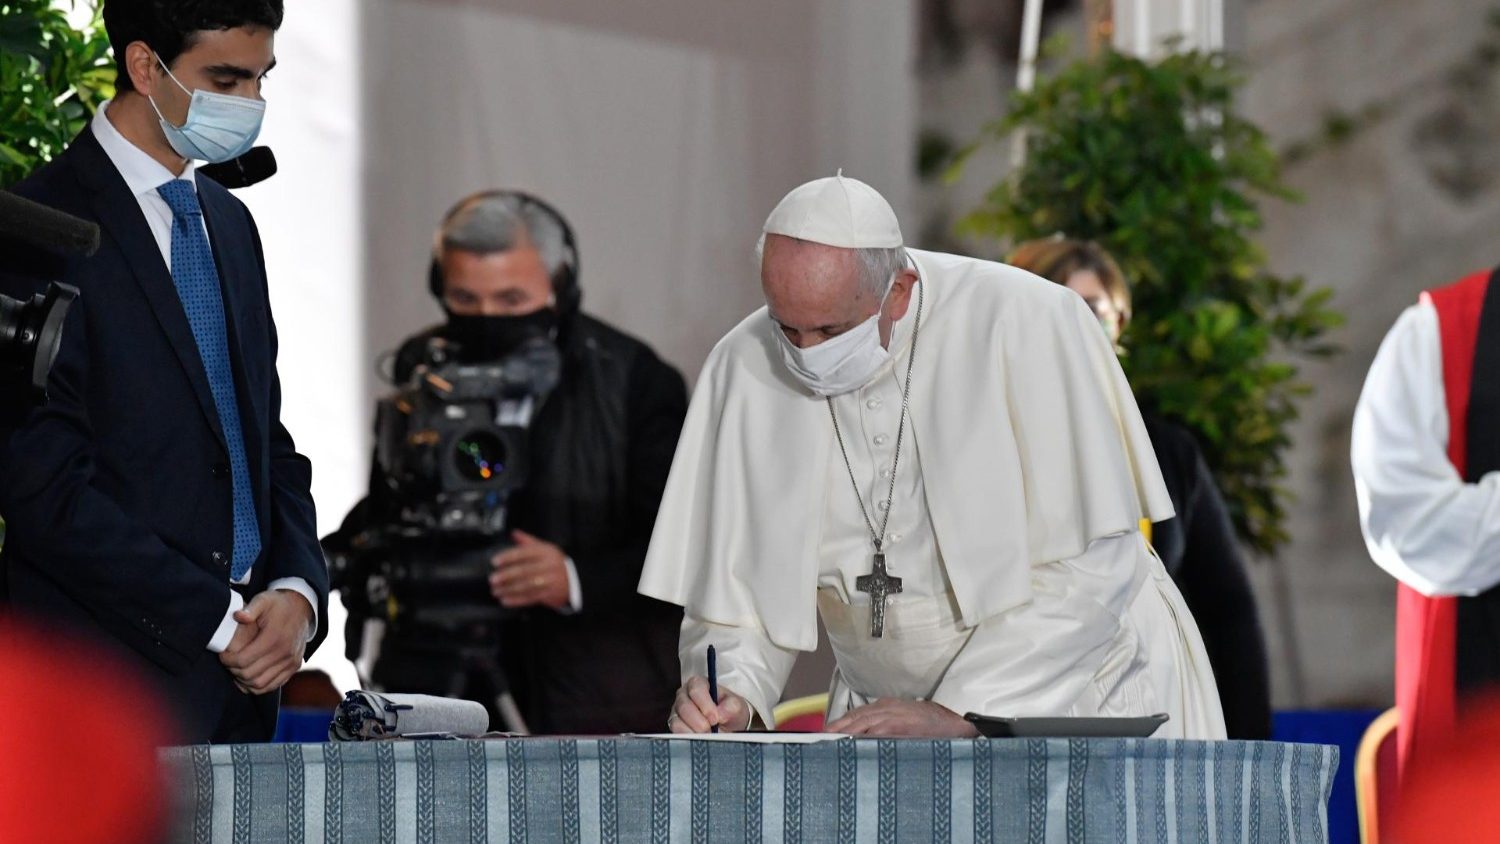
[638,174,1226,739]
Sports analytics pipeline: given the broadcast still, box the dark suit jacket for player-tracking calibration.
[0,126,329,743]
[1141,412,1271,740]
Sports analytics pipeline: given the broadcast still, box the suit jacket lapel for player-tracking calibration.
[69,127,228,452]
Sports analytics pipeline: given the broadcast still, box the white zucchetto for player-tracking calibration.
[762,170,903,249]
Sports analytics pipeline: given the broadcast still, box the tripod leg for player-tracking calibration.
[495,692,530,735]
[476,650,530,734]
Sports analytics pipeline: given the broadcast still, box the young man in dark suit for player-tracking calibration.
[0,0,326,743]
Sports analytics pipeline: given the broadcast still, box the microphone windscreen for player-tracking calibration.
[380,693,491,736]
[197,147,277,189]
[329,690,491,740]
[0,191,100,257]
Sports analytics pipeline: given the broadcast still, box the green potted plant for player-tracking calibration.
[952,47,1342,555]
[1,0,115,188]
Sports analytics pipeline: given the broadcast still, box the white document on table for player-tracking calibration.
[631,732,851,743]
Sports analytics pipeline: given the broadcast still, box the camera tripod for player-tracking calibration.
[367,623,531,735]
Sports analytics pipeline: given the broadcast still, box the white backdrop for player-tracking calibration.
[362,0,916,381]
[241,0,916,691]
[236,0,364,690]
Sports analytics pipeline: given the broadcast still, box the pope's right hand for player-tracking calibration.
[669,676,752,733]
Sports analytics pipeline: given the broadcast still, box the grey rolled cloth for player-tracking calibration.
[330,691,491,740]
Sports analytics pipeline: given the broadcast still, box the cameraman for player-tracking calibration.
[329,191,688,734]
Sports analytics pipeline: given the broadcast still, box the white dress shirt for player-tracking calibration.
[1353,299,1500,595]
[90,102,318,652]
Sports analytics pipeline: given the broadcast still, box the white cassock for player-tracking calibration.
[638,249,1226,739]
[1353,300,1500,594]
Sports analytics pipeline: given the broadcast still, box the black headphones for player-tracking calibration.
[427,189,581,316]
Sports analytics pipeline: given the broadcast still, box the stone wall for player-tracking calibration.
[914,0,1500,708]
[1244,0,1500,707]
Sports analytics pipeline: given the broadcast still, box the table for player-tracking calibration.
[160,737,1337,843]
[1272,709,1383,844]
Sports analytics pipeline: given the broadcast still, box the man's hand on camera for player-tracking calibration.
[220,589,315,695]
[490,529,571,610]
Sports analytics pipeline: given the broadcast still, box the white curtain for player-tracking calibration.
[362,0,915,381]
[236,0,364,692]
[241,0,914,692]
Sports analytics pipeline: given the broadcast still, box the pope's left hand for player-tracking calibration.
[824,699,980,738]
[221,589,315,695]
[489,529,571,610]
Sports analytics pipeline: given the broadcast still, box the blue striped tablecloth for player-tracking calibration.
[159,737,1337,843]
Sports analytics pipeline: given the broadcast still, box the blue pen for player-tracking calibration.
[707,644,720,733]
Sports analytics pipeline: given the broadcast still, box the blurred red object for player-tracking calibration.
[1390,692,1500,844]
[0,618,172,844]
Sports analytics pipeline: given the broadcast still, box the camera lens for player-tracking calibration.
[453,430,506,483]
[0,282,78,397]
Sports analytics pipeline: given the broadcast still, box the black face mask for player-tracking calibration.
[443,308,559,361]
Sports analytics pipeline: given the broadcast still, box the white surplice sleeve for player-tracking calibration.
[1352,301,1500,596]
[678,614,800,730]
[930,532,1143,717]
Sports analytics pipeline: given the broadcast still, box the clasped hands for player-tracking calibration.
[668,676,979,737]
[219,589,315,695]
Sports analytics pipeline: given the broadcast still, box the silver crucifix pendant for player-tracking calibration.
[854,552,903,638]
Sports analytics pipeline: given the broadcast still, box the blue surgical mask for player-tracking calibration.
[147,53,266,163]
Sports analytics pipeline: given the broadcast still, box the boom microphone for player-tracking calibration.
[0,190,100,257]
[197,146,277,189]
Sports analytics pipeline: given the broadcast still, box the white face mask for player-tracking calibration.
[773,282,892,397]
[147,52,266,163]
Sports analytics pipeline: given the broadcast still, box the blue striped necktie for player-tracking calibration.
[156,178,261,580]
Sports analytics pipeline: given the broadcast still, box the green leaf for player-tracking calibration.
[0,0,114,188]
[947,44,1344,556]
[0,142,30,166]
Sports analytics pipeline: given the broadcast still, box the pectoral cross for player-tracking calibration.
[855,552,902,638]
